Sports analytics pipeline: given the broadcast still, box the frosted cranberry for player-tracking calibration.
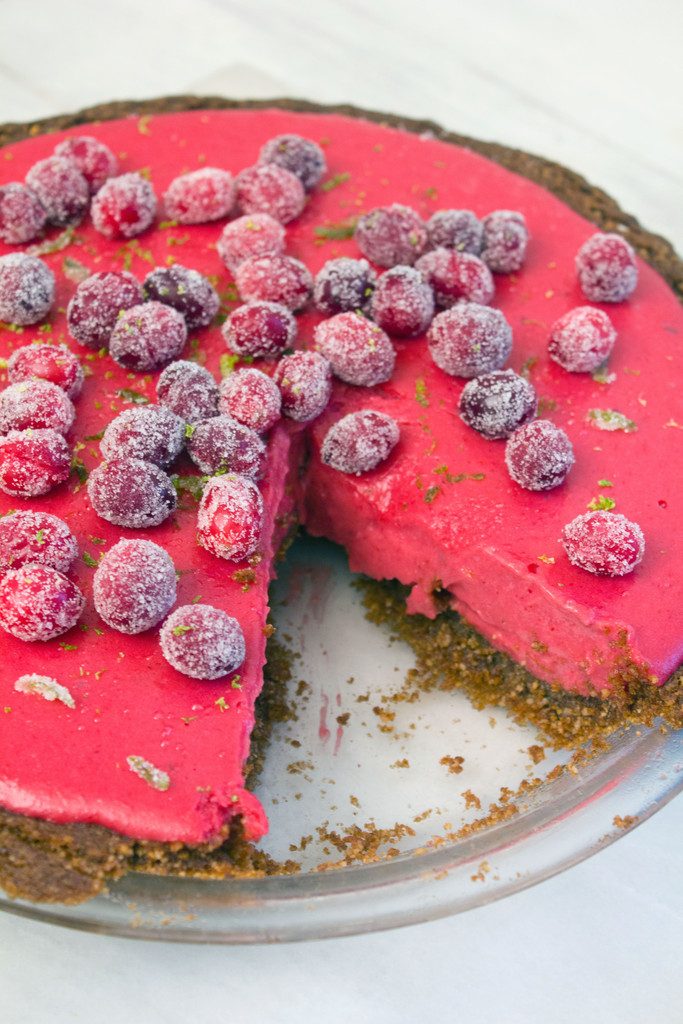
[109,302,187,371]
[197,474,263,562]
[0,380,75,435]
[417,248,494,308]
[0,253,54,325]
[67,271,143,350]
[156,360,218,423]
[93,539,176,634]
[314,257,376,315]
[160,604,245,679]
[428,304,512,378]
[426,210,483,255]
[25,157,89,227]
[259,134,326,191]
[0,183,47,244]
[549,306,617,373]
[314,312,395,386]
[219,368,281,434]
[274,350,332,422]
[222,300,296,359]
[0,564,84,642]
[505,420,574,491]
[235,164,305,224]
[87,458,177,528]
[576,233,637,302]
[187,415,266,479]
[459,370,537,440]
[370,266,434,337]
[8,343,83,399]
[101,405,185,468]
[91,173,157,239]
[143,264,219,330]
[54,136,118,193]
[235,255,312,311]
[562,511,645,577]
[355,205,427,267]
[481,211,529,273]
[0,428,71,497]
[321,410,399,475]
[217,213,285,273]
[0,510,77,573]
[163,167,234,224]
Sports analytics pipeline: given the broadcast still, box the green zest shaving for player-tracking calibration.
[587,409,637,432]
[126,755,170,792]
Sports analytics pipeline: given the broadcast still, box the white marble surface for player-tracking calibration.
[0,1,681,1021]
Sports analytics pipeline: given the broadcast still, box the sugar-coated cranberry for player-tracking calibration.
[575,232,637,303]
[548,306,617,373]
[91,173,157,239]
[0,510,77,573]
[197,474,264,562]
[163,167,234,224]
[259,134,327,191]
[87,457,177,528]
[0,563,84,642]
[459,369,537,440]
[321,409,399,475]
[355,205,427,267]
[314,312,396,386]
[67,271,143,350]
[0,380,75,435]
[370,266,434,337]
[0,428,71,497]
[219,368,281,434]
[0,183,47,244]
[156,360,219,423]
[143,264,219,330]
[187,414,266,479]
[160,603,246,679]
[417,248,494,308]
[101,405,185,468]
[505,419,574,491]
[426,210,483,255]
[428,304,512,378]
[7,343,84,399]
[54,136,118,194]
[235,255,313,311]
[274,350,332,422]
[216,213,285,273]
[562,511,645,577]
[0,253,54,326]
[481,211,529,273]
[109,302,187,371]
[222,300,296,359]
[93,539,177,634]
[314,257,376,315]
[24,157,89,227]
[235,163,305,224]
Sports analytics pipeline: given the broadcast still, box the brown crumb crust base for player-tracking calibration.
[0,95,681,905]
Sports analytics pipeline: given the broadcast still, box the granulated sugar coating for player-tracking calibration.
[163,167,235,224]
[159,603,246,680]
[370,266,435,337]
[575,232,638,303]
[101,405,185,468]
[91,172,157,240]
[417,248,494,307]
[0,428,71,497]
[0,253,54,325]
[54,136,118,194]
[562,510,645,577]
[235,255,313,311]
[93,539,177,634]
[259,133,327,191]
[0,564,84,642]
[219,367,282,434]
[197,474,264,562]
[143,264,219,330]
[313,257,376,314]
[156,359,219,423]
[67,271,143,349]
[25,156,89,226]
[314,311,396,386]
[549,306,617,373]
[355,204,427,267]
[0,510,78,573]
[321,409,400,475]
[235,163,306,224]
[8,343,84,399]
[0,380,75,435]
[459,369,537,439]
[216,213,285,273]
[505,419,574,491]
[109,301,187,371]
[428,303,512,378]
[187,414,266,478]
[0,183,47,244]
[274,350,332,422]
[87,457,177,528]
[481,210,529,273]
[426,209,483,255]
[223,300,296,358]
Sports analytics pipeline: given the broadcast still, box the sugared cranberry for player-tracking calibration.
[549,306,617,373]
[428,304,512,378]
[259,134,327,191]
[91,173,157,239]
[481,211,529,273]
[25,157,89,226]
[459,370,537,440]
[235,255,313,311]
[505,420,574,491]
[575,232,637,303]
[321,410,400,475]
[235,164,305,224]
[0,380,75,435]
[562,511,645,577]
[156,360,219,423]
[109,302,187,371]
[0,564,84,642]
[197,474,264,562]
[314,312,395,386]
[187,415,266,479]
[0,253,54,326]
[0,510,77,573]
[87,457,177,528]
[8,343,83,399]
[93,539,177,634]
[163,167,234,224]
[314,257,376,315]
[160,603,246,679]
[0,428,71,497]
[0,184,47,244]
[101,405,185,468]
[426,209,483,255]
[67,271,143,350]
[219,368,281,434]
[274,351,332,422]
[217,213,285,273]
[370,266,434,337]
[143,264,219,330]
[54,136,118,194]
[222,300,296,359]
[417,248,494,308]
[355,204,427,267]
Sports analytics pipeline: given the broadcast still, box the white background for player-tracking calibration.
[0,1,681,1021]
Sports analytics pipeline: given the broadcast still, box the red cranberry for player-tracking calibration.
[321,410,400,475]
[109,302,187,371]
[274,351,332,422]
[426,210,483,255]
[156,360,219,423]
[576,232,637,302]
[370,266,434,337]
[235,255,313,311]
[459,370,537,440]
[67,271,143,350]
[235,164,305,224]
[314,257,376,315]
[0,428,71,497]
[562,511,645,577]
[217,213,285,273]
[0,510,77,573]
[143,264,219,330]
[505,420,574,491]
[314,312,396,386]
[93,539,177,634]
[91,173,157,239]
[8,343,83,399]
[163,167,234,224]
[197,474,264,562]
[0,253,54,325]
[0,380,75,435]
[481,211,529,273]
[0,564,84,642]
[355,204,427,267]
[219,368,281,434]
[259,134,326,191]
[187,415,266,479]
[549,306,617,373]
[87,457,177,528]
[0,183,47,244]
[428,304,512,378]
[54,136,118,194]
[417,248,494,307]
[222,300,296,359]
[25,157,89,226]
[101,405,185,468]
[160,603,245,679]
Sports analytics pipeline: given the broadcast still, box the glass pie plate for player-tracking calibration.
[1,535,681,943]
